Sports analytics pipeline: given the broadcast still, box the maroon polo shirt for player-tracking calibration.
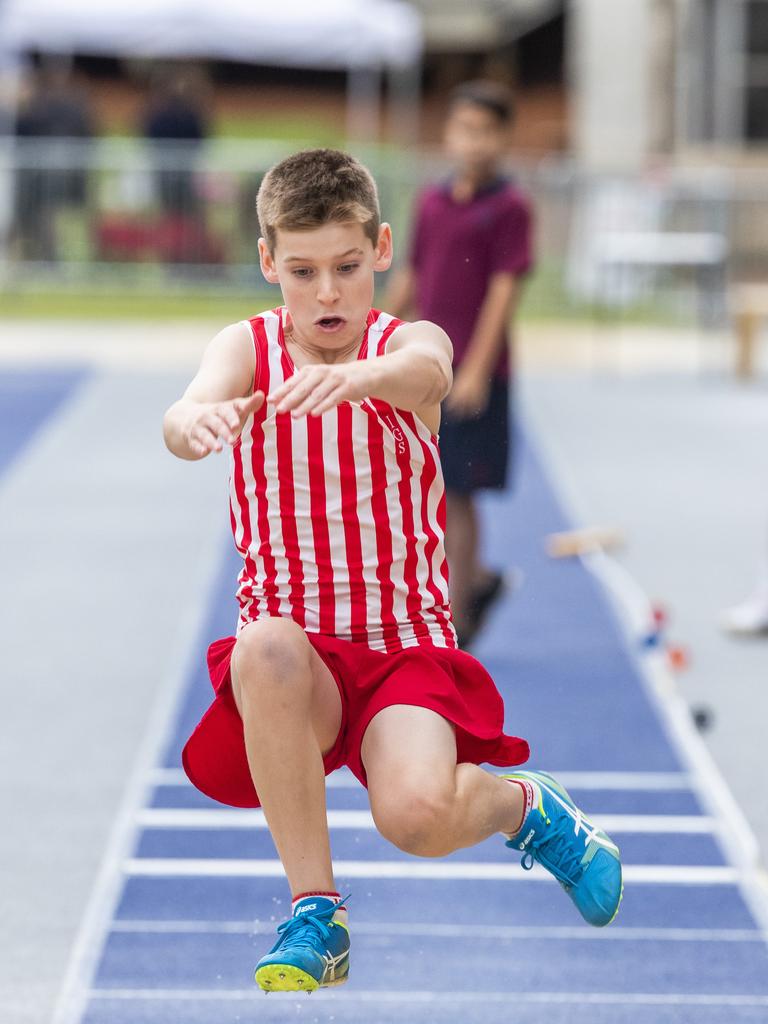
[408,178,534,380]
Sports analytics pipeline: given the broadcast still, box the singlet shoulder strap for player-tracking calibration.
[243,308,282,395]
[360,309,406,360]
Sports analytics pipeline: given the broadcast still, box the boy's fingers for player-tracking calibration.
[270,371,317,409]
[289,376,339,417]
[310,384,347,416]
[218,406,241,432]
[233,390,266,421]
[268,370,307,400]
[207,413,235,443]
[267,379,293,405]
[288,396,319,418]
[194,424,222,452]
[245,389,266,413]
[277,384,318,413]
[275,374,324,413]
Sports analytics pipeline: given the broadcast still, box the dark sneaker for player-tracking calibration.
[459,570,518,649]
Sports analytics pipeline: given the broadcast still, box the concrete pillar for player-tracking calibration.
[648,0,679,155]
[568,0,653,170]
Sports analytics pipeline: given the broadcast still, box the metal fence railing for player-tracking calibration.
[519,160,768,325]
[2,137,768,322]
[0,138,420,291]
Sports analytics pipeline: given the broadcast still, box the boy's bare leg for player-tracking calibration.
[230,618,342,897]
[362,704,524,857]
[363,705,624,929]
[446,491,493,638]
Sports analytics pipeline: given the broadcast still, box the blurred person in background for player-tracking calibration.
[142,66,208,230]
[13,60,95,261]
[387,80,534,647]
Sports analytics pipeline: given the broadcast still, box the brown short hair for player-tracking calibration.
[257,148,381,253]
[448,80,515,125]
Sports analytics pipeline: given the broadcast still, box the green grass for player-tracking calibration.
[518,259,694,327]
[0,288,277,321]
[213,115,344,145]
[103,115,344,146]
[0,258,691,327]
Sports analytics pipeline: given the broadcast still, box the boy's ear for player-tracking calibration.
[258,238,280,285]
[373,223,393,272]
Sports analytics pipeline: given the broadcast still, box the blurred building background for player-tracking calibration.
[3,8,768,1024]
[0,0,766,325]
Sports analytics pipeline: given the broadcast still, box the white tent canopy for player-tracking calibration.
[0,0,422,69]
[0,0,422,246]
[0,0,423,143]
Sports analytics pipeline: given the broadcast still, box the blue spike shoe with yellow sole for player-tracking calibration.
[502,770,623,927]
[255,895,350,993]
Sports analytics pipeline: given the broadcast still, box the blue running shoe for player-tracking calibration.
[255,895,350,993]
[502,771,623,927]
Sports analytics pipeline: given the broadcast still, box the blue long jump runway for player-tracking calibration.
[0,367,90,474]
[57,413,768,1024]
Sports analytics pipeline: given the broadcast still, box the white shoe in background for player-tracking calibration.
[721,593,768,636]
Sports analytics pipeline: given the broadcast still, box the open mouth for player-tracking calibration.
[315,316,346,330]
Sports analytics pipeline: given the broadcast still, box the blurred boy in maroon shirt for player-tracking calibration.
[387,80,534,645]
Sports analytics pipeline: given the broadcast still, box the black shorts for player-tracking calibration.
[439,379,511,495]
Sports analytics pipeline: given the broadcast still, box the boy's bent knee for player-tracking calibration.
[371,783,455,858]
[232,618,312,703]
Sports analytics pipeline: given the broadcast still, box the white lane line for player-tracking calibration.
[110,919,766,943]
[86,989,768,1007]
[541,771,692,791]
[582,545,768,932]
[147,767,693,791]
[50,535,232,1024]
[123,858,739,884]
[135,807,715,834]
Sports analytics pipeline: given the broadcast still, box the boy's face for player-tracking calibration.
[259,220,392,349]
[444,101,508,178]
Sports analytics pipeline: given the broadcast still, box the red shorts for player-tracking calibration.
[182,632,530,808]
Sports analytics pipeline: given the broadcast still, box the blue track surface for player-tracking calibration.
[64,421,768,1024]
[0,367,89,474]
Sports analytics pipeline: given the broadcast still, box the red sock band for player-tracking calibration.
[504,778,536,837]
[291,890,341,909]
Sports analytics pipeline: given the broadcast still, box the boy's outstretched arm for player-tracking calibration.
[269,321,453,433]
[163,322,263,460]
[368,320,453,416]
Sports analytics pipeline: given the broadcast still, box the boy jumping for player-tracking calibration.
[163,148,622,994]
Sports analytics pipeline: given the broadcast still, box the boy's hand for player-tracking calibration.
[445,364,491,418]
[184,391,265,456]
[268,363,371,418]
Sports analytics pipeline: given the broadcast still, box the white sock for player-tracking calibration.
[502,777,539,840]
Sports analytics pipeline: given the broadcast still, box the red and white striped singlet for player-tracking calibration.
[229,307,456,653]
